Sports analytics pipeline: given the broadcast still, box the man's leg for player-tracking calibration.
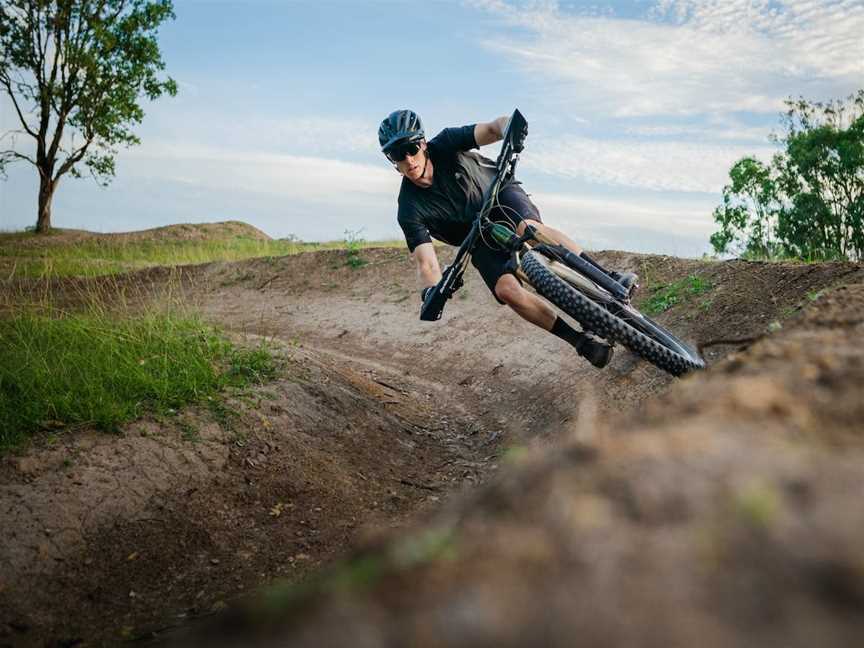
[493,273,556,330]
[496,186,624,283]
[493,274,613,368]
[516,219,639,293]
[516,219,583,255]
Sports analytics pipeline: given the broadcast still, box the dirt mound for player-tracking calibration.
[176,269,864,648]
[0,344,490,646]
[1,246,862,646]
[7,221,271,249]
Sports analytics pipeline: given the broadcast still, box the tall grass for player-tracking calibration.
[0,277,277,451]
[0,233,405,279]
[0,226,406,449]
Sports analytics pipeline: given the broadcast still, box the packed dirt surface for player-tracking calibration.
[2,243,863,647]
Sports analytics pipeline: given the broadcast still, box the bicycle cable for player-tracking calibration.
[478,191,521,251]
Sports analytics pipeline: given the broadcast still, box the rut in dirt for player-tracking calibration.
[2,246,862,647]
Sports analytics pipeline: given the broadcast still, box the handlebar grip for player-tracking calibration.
[512,122,527,153]
[507,109,528,152]
[420,284,448,321]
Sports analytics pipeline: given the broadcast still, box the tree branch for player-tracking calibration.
[54,138,92,182]
[45,3,78,165]
[1,149,37,166]
[0,76,39,139]
[29,1,46,87]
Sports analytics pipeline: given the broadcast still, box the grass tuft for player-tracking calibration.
[0,308,277,451]
[643,274,713,315]
[342,229,368,269]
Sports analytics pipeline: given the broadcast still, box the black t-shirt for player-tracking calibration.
[397,124,492,252]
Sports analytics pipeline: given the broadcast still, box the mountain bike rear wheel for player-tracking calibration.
[521,250,705,376]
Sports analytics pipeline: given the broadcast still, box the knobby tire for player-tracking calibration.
[521,251,705,376]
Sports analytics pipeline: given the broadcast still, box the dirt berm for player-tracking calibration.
[1,246,863,647]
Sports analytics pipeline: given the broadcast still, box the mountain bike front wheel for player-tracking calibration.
[520,250,705,376]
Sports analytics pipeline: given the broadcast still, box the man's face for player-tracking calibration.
[394,141,427,182]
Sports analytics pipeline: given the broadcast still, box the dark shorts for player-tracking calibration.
[470,183,542,305]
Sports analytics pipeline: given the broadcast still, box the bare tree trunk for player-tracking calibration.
[36,175,56,234]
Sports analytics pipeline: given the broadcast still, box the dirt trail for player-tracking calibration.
[189,279,864,648]
[2,246,862,646]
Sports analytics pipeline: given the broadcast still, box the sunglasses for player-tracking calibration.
[386,141,422,163]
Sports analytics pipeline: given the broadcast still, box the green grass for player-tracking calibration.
[806,289,825,302]
[342,229,369,269]
[0,225,404,449]
[0,308,278,451]
[0,233,404,279]
[643,274,713,315]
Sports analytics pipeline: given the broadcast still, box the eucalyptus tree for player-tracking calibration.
[0,0,177,232]
[711,90,864,261]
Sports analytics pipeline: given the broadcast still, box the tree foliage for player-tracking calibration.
[711,90,864,261]
[0,0,176,232]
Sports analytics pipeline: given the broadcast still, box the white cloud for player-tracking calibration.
[529,190,717,255]
[146,109,380,158]
[622,121,774,142]
[655,0,863,79]
[526,134,775,192]
[534,190,712,231]
[472,0,864,118]
[244,116,378,156]
[125,140,398,205]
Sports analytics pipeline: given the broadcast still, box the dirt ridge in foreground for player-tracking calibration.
[179,281,864,648]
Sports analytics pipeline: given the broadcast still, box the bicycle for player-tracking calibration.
[420,109,706,377]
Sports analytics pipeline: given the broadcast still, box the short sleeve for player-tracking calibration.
[428,124,477,156]
[398,204,433,253]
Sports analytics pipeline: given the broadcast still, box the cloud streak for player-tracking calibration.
[471,0,864,118]
[530,189,717,255]
[124,139,398,205]
[144,109,380,159]
[526,134,775,192]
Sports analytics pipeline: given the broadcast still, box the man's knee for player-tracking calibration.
[516,219,542,237]
[494,274,524,305]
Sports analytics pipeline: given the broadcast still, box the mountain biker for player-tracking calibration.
[379,109,638,369]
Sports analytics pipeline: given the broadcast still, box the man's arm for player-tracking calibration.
[412,242,443,288]
[474,116,510,147]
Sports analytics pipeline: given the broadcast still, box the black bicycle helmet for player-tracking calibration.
[378,109,424,153]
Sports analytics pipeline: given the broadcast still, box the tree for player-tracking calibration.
[774,93,864,260]
[0,1,177,233]
[710,156,782,258]
[711,90,864,261]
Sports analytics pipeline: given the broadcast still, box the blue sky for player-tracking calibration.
[2,0,863,256]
